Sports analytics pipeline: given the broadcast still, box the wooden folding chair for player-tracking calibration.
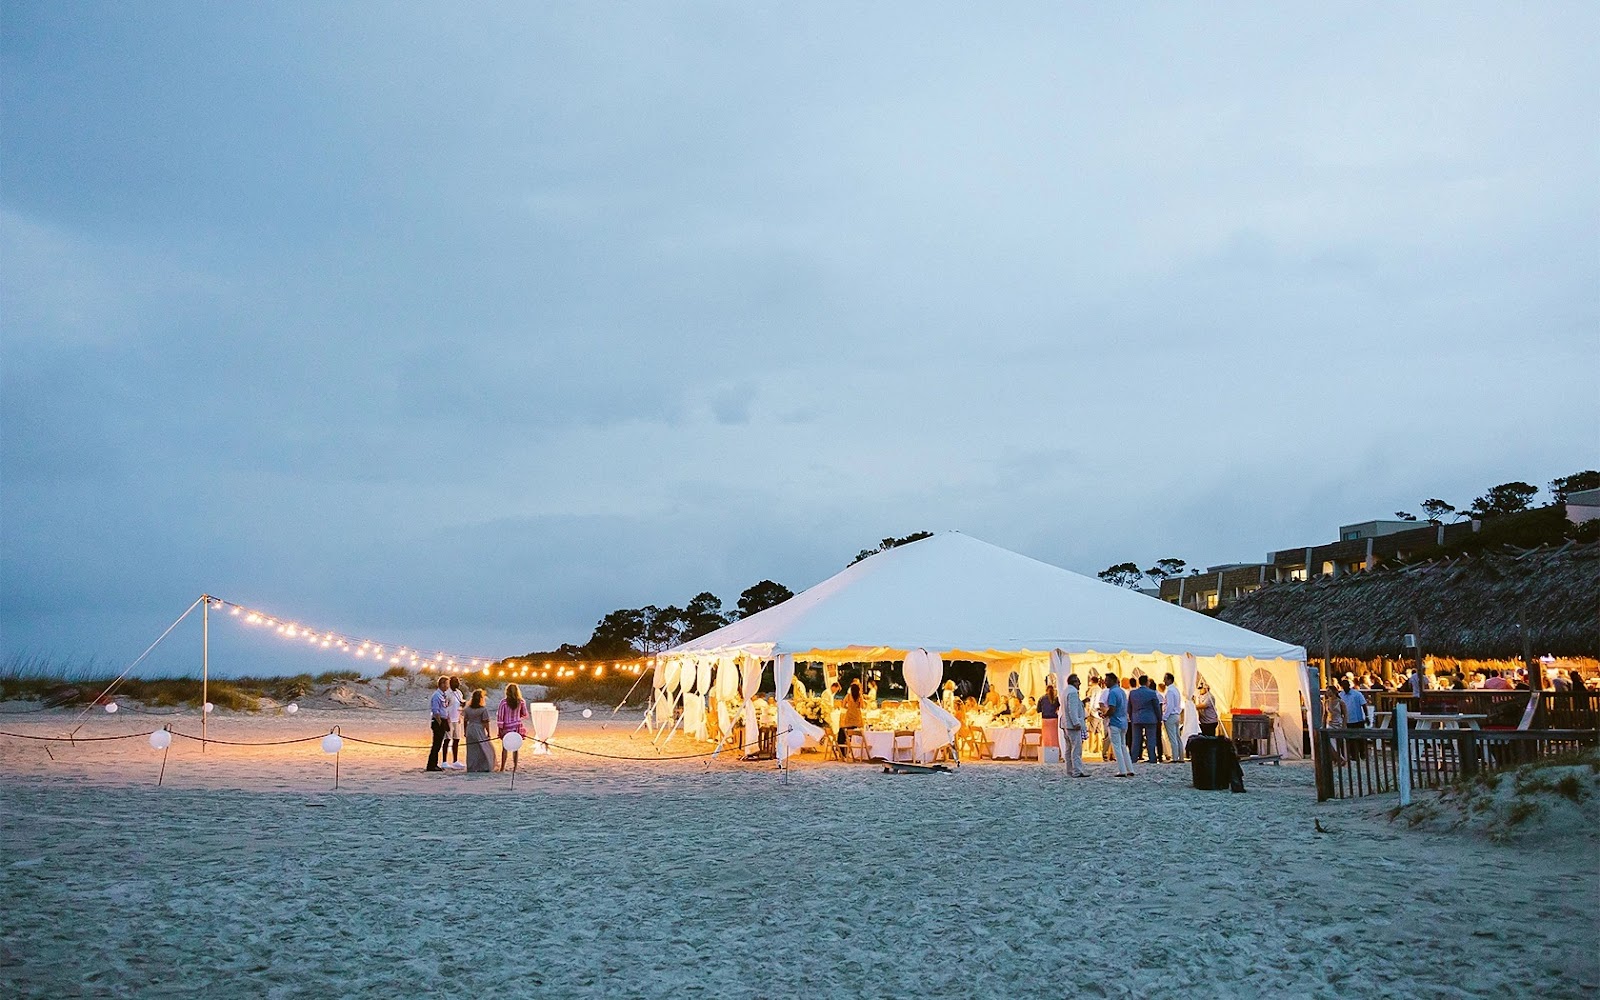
[844,728,871,763]
[892,729,916,762]
[1020,728,1042,761]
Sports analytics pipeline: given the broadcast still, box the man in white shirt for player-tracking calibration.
[1087,679,1108,759]
[426,676,450,772]
[1161,672,1184,762]
[1061,674,1089,776]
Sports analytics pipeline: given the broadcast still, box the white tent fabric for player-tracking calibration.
[670,531,1305,664]
[665,531,1309,758]
[1179,653,1200,742]
[774,653,826,764]
[740,655,761,752]
[904,648,955,759]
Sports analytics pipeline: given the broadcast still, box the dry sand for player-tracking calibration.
[2,702,1597,999]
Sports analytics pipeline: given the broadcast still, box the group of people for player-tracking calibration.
[425,675,533,773]
[825,670,1209,776]
[1341,666,1593,693]
[1062,671,1200,777]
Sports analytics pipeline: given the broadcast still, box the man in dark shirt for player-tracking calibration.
[1128,677,1163,765]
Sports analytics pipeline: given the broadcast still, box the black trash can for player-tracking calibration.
[1187,735,1240,791]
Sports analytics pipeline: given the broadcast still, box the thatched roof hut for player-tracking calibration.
[1218,542,1600,660]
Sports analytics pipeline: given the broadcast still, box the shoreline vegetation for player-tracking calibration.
[0,656,645,711]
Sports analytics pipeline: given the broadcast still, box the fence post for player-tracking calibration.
[1307,664,1331,802]
[1396,703,1411,807]
[1460,730,1478,779]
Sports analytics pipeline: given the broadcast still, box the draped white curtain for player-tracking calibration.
[1050,649,1073,749]
[904,648,957,761]
[651,658,667,729]
[774,653,822,763]
[659,658,683,728]
[740,655,761,751]
[1179,653,1200,742]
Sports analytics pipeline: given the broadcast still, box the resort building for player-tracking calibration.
[1266,519,1482,584]
[1565,487,1600,525]
[1158,563,1271,610]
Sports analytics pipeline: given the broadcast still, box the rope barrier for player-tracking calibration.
[0,725,790,761]
[0,729,153,742]
[166,730,326,747]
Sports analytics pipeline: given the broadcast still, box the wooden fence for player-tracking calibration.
[1317,724,1598,801]
[1307,669,1599,802]
[1366,689,1598,730]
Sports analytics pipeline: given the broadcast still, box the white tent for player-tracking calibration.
[663,531,1310,760]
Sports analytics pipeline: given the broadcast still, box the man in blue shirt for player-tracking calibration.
[1101,673,1134,776]
[1129,676,1163,764]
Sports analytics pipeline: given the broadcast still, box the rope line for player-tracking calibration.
[0,730,152,743]
[1,726,792,761]
[166,730,326,747]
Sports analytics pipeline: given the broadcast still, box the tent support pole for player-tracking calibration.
[202,596,209,753]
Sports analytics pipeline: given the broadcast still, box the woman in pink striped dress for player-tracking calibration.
[496,683,531,772]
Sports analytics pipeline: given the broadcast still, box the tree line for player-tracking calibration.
[1097,470,1599,589]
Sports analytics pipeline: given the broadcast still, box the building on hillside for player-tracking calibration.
[1158,563,1271,610]
[1338,519,1420,541]
[1566,487,1600,525]
[1267,519,1481,583]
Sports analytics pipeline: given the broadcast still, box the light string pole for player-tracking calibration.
[607,666,654,730]
[202,594,210,753]
[69,596,205,739]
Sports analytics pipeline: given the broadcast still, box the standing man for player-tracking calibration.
[1339,677,1368,760]
[1162,672,1184,763]
[1102,673,1134,776]
[1128,677,1162,765]
[1087,674,1107,760]
[426,676,450,772]
[1062,673,1089,777]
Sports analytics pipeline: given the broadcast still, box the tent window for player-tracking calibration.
[1006,671,1021,696]
[1249,667,1280,713]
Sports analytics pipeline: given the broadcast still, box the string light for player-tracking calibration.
[205,596,653,681]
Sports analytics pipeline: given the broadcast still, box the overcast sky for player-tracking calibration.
[3,3,1596,677]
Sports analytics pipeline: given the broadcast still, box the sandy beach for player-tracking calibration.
[2,703,1596,999]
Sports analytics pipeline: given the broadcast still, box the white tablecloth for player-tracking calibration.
[529,703,559,754]
[864,730,923,761]
[988,727,1026,760]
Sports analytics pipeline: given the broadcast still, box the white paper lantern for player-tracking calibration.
[581,708,593,718]
[321,733,343,754]
[203,702,215,714]
[149,729,171,749]
[104,702,118,714]
[285,703,299,714]
[502,731,524,752]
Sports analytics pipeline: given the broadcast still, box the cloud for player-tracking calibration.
[2,3,1596,674]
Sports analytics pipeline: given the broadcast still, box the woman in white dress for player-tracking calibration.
[444,676,466,769]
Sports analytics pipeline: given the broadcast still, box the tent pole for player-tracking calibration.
[202,595,209,753]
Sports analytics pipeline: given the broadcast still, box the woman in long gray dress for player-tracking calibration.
[464,689,494,773]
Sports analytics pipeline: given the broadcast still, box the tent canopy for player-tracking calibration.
[669,531,1307,664]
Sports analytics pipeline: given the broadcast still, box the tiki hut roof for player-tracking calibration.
[1218,542,1600,660]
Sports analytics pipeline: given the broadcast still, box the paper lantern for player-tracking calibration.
[285,703,299,714]
[321,733,343,754]
[104,702,118,714]
[581,708,593,719]
[502,731,524,752]
[149,729,171,749]
[203,702,215,714]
